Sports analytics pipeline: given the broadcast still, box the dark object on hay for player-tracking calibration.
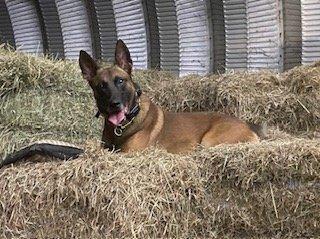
[0,140,84,168]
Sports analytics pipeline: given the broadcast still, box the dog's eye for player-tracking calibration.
[100,83,107,89]
[115,77,124,85]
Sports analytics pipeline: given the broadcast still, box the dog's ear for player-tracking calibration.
[79,50,98,82]
[115,39,132,75]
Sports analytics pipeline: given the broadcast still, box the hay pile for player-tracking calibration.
[136,69,319,134]
[0,46,100,156]
[1,140,319,238]
[0,47,319,238]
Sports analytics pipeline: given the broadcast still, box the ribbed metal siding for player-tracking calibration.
[301,0,320,65]
[283,0,301,70]
[155,0,179,74]
[112,0,149,69]
[38,0,64,58]
[55,0,93,59]
[247,0,280,70]
[0,0,15,47]
[93,0,117,62]
[209,0,225,72]
[223,0,247,71]
[175,0,211,76]
[85,1,101,59]
[5,0,43,54]
[145,0,160,68]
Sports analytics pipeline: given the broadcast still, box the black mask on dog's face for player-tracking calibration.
[79,40,141,126]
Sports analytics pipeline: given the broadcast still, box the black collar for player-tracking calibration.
[125,102,140,122]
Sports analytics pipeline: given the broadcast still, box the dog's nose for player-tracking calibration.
[110,100,122,110]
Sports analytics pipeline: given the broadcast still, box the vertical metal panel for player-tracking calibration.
[55,0,93,59]
[112,0,149,69]
[38,0,64,58]
[93,0,117,62]
[5,0,43,54]
[301,0,320,65]
[145,0,160,68]
[209,0,226,72]
[175,0,211,76]
[247,0,280,70]
[0,0,15,47]
[155,0,179,74]
[283,0,301,70]
[223,0,247,71]
[85,0,102,60]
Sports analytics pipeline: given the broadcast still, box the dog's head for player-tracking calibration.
[79,40,141,127]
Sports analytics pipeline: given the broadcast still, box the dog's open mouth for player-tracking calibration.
[108,106,128,126]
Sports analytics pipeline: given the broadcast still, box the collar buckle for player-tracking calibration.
[114,127,123,137]
[113,98,141,137]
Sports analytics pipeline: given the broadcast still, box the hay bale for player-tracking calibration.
[0,139,319,238]
[194,139,320,237]
[0,45,79,97]
[135,69,319,134]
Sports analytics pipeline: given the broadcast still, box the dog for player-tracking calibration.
[79,40,264,154]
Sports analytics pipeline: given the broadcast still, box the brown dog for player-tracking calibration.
[79,40,263,154]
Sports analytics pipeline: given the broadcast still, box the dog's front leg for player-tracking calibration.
[101,121,117,151]
[101,138,115,151]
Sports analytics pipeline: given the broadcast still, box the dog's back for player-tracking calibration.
[159,109,260,153]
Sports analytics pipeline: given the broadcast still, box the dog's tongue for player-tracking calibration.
[108,109,126,126]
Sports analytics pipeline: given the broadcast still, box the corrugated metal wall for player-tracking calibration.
[246,0,301,72]
[209,0,226,72]
[247,0,280,71]
[5,0,43,54]
[301,0,320,65]
[175,0,211,76]
[38,0,64,58]
[223,0,247,71]
[145,0,160,69]
[55,0,93,59]
[1,1,320,75]
[155,0,179,74]
[283,0,301,70]
[84,0,101,60]
[93,0,117,62]
[112,0,149,69]
[0,0,15,47]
